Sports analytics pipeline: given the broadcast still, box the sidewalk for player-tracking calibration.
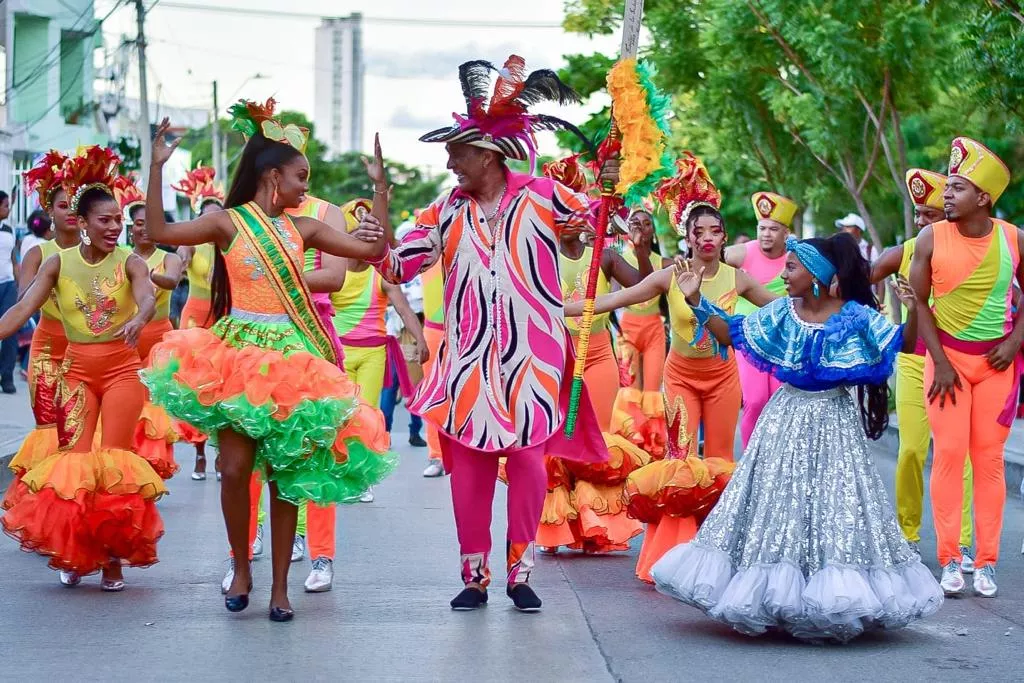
[0,375,35,489]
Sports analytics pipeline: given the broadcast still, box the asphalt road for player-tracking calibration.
[0,407,1022,682]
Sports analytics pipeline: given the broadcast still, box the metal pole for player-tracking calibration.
[211,80,223,183]
[135,0,152,178]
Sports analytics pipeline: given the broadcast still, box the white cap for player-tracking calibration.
[834,213,865,231]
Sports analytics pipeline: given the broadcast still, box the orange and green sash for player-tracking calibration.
[227,202,338,365]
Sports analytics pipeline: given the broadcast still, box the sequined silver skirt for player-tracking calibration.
[651,384,943,643]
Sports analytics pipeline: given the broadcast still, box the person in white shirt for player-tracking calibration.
[834,213,875,262]
[20,210,52,260]
[0,191,20,393]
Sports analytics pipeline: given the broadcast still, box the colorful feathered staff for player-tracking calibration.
[564,54,674,437]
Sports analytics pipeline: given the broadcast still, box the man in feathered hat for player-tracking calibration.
[872,169,975,567]
[725,191,797,446]
[367,56,616,612]
[909,137,1021,599]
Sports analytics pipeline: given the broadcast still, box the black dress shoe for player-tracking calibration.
[1,382,15,395]
[507,583,542,612]
[269,606,295,622]
[450,585,488,610]
[408,434,427,447]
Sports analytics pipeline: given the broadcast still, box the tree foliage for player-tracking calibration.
[561,0,1024,248]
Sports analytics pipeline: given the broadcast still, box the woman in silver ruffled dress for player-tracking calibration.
[651,233,943,643]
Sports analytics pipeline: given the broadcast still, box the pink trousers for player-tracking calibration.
[442,434,547,587]
[737,351,782,447]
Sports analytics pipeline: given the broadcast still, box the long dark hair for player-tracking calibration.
[210,132,304,320]
[806,232,889,440]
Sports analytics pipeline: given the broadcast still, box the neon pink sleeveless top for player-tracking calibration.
[735,241,786,315]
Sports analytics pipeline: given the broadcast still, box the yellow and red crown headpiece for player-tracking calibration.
[23,150,69,212]
[751,191,798,228]
[172,166,225,213]
[948,137,1010,205]
[904,169,947,211]
[654,153,721,236]
[112,175,146,216]
[61,146,121,215]
[227,97,309,154]
[340,198,373,233]
[541,154,590,194]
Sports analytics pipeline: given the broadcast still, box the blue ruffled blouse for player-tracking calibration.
[728,297,903,391]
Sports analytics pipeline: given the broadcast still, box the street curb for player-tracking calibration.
[879,420,1024,497]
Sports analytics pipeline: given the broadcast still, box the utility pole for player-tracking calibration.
[135,0,152,179]
[211,80,223,183]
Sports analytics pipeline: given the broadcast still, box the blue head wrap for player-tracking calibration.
[786,236,837,286]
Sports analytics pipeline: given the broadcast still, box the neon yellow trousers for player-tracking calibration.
[895,353,973,546]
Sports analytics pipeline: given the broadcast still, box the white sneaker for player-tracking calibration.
[940,561,966,596]
[304,557,334,592]
[252,524,264,558]
[291,535,305,562]
[422,459,444,478]
[359,488,375,503]
[59,570,81,587]
[959,545,975,574]
[973,565,997,597]
[221,559,235,594]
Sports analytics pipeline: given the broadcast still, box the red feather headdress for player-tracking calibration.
[171,166,224,213]
[654,153,721,236]
[112,175,146,214]
[61,146,121,214]
[23,150,69,212]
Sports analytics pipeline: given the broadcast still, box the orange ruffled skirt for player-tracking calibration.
[2,448,166,574]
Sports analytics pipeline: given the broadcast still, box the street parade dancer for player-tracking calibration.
[368,56,614,611]
[538,154,653,556]
[870,168,974,564]
[565,155,775,583]
[171,166,224,480]
[909,138,1022,599]
[3,151,79,512]
[0,146,166,591]
[115,176,184,480]
[724,191,796,447]
[141,106,396,621]
[650,231,944,643]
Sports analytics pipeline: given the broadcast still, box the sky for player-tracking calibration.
[97,0,618,173]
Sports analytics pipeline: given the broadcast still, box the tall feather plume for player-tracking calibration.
[489,55,528,112]
[515,70,581,108]
[458,60,497,114]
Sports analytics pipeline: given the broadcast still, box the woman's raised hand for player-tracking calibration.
[151,118,182,168]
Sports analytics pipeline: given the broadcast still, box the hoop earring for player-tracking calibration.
[80,229,91,246]
[272,183,280,208]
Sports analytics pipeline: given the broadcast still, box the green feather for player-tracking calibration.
[622,61,675,207]
[227,101,258,138]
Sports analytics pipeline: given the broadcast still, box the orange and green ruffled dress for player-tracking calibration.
[141,202,396,504]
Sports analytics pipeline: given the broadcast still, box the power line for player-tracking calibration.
[155,2,564,28]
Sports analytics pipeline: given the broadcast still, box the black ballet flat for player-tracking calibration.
[269,606,295,622]
[225,580,253,613]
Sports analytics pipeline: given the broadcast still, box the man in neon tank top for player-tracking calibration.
[871,169,975,564]
[725,191,795,446]
[910,137,1022,599]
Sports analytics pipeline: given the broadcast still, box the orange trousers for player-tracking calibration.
[63,341,145,451]
[664,350,741,460]
[422,323,444,464]
[579,329,618,429]
[926,346,1013,569]
[620,311,666,392]
[136,318,173,365]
